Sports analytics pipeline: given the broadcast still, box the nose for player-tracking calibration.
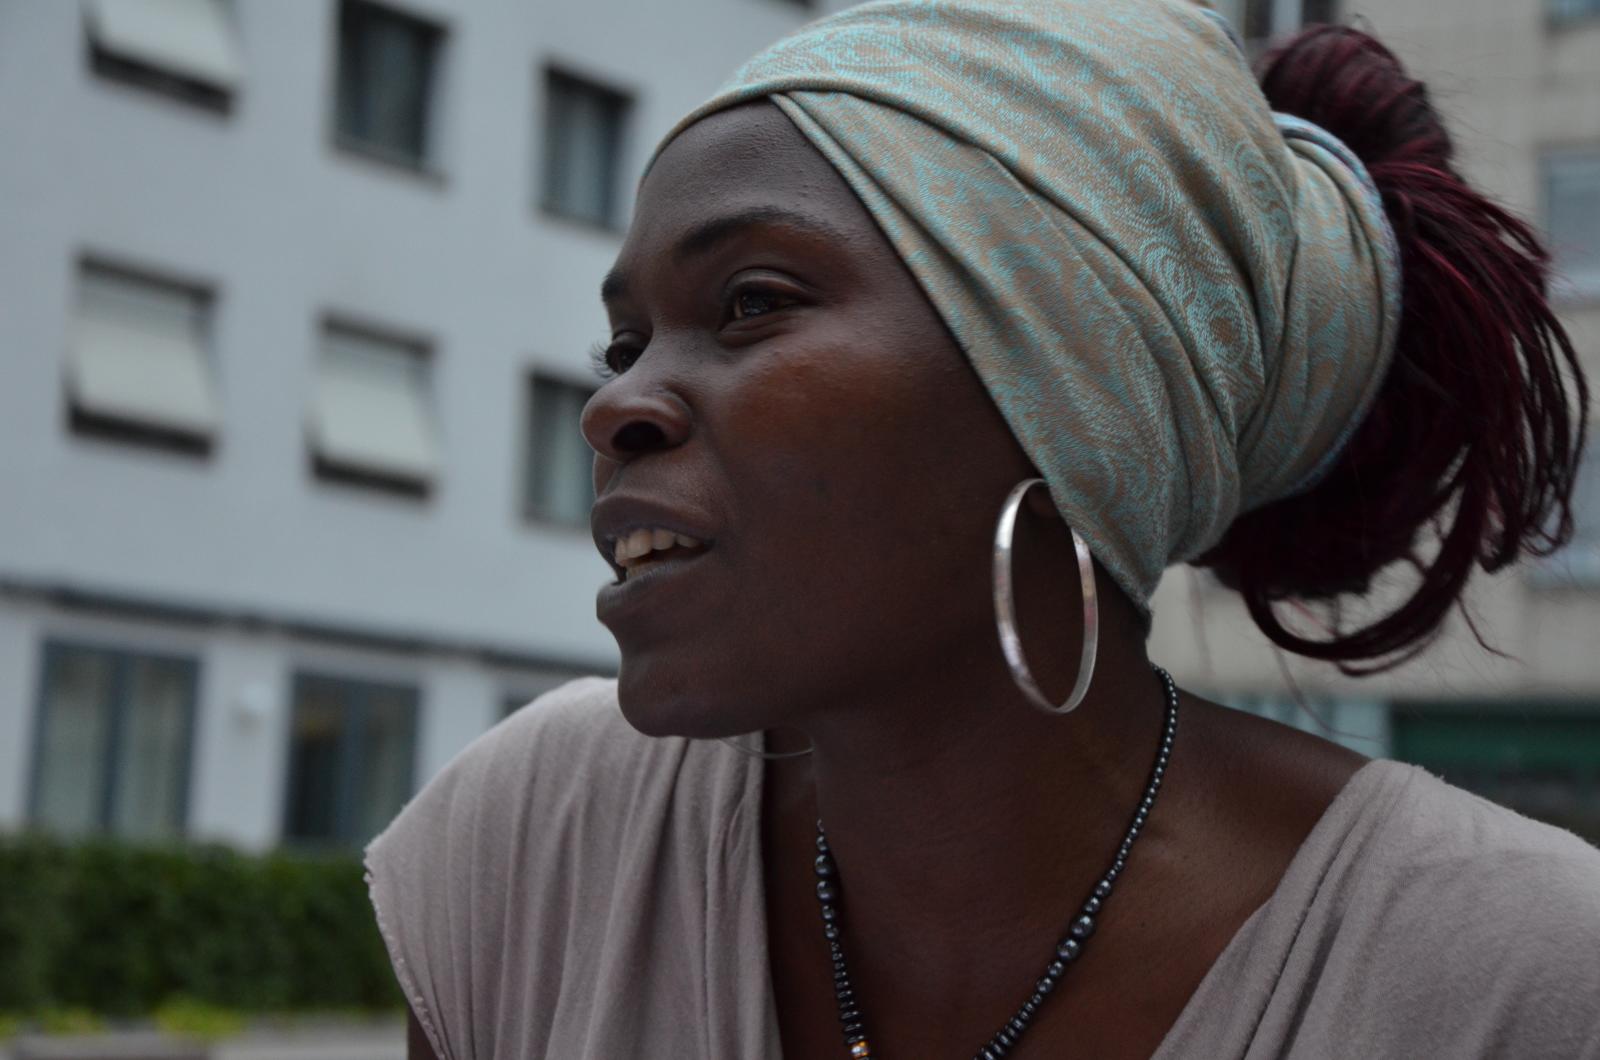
[580,369,692,464]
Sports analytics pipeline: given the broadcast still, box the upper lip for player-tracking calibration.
[591,492,718,580]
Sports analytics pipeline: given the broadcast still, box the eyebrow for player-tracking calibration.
[600,205,851,305]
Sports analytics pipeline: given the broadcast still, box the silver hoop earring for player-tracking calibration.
[715,735,813,760]
[992,477,1100,716]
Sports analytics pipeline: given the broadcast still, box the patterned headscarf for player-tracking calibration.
[649,0,1401,612]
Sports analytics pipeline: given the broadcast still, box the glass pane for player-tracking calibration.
[1575,441,1600,549]
[337,2,436,163]
[530,377,596,526]
[1546,153,1600,286]
[353,685,416,843]
[544,73,624,225]
[1302,0,1339,24]
[111,656,193,840]
[284,678,349,842]
[33,647,116,835]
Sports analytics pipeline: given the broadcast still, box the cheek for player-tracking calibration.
[706,325,1015,652]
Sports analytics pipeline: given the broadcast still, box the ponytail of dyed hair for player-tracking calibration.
[1196,24,1591,672]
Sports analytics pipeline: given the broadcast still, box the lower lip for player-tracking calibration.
[596,550,713,624]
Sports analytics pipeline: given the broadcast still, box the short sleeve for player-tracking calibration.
[364,677,621,1060]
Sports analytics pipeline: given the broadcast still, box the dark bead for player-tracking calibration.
[1056,938,1081,962]
[982,1046,1001,1060]
[1084,896,1102,916]
[836,986,854,1002]
[1046,960,1066,979]
[1071,915,1096,940]
[833,969,849,981]
[815,854,835,877]
[1094,880,1112,899]
[844,1023,863,1037]
[997,1026,1017,1046]
[1036,975,1055,994]
[824,923,840,940]
[1023,1000,1038,1016]
[821,903,838,922]
[1114,856,1127,871]
[840,1008,860,1023]
[817,880,838,903]
[816,834,830,853]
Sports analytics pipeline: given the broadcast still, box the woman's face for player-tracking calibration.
[584,101,1038,738]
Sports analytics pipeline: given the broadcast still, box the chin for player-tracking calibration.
[612,652,754,740]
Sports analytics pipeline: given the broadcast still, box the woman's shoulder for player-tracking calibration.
[364,677,763,1058]
[1310,760,1600,1052]
[1353,760,1600,921]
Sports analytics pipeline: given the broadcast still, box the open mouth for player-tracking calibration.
[608,527,711,583]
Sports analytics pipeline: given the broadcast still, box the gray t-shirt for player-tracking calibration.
[366,677,1600,1058]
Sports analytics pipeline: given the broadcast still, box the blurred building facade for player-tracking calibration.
[1157,0,1600,841]
[0,0,1596,853]
[0,0,828,851]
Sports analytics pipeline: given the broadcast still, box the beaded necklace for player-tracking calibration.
[811,666,1179,1059]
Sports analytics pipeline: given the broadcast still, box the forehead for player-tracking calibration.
[616,102,878,271]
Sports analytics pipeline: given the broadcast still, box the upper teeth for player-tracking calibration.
[613,527,705,567]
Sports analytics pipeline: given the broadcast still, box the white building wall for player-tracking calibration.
[0,0,830,847]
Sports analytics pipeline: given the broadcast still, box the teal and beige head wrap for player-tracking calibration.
[651,0,1402,613]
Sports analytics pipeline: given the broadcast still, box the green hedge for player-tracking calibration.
[0,833,400,1016]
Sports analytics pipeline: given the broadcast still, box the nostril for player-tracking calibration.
[612,420,667,455]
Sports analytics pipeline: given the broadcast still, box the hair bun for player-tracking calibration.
[1194,24,1591,673]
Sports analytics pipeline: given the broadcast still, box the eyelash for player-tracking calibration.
[590,286,796,380]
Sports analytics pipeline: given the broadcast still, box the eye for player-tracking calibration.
[729,287,794,322]
[589,340,642,380]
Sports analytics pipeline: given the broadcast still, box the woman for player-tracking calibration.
[368,1,1598,1057]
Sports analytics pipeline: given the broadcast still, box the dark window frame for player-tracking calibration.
[308,312,438,501]
[1548,0,1600,25]
[66,256,220,458]
[281,670,419,847]
[523,370,598,531]
[27,639,199,837]
[332,0,447,177]
[538,66,633,231]
[82,2,237,114]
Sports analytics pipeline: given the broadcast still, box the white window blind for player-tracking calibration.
[1545,151,1600,298]
[69,264,220,439]
[311,324,439,486]
[83,0,243,91]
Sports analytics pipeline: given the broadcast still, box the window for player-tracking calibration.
[1549,0,1600,22]
[68,261,220,452]
[540,69,631,228]
[1212,0,1338,42]
[1544,150,1600,300]
[1392,708,1600,845]
[30,642,196,840]
[310,321,439,494]
[282,673,417,845]
[1537,438,1600,584]
[334,1,444,171]
[526,374,596,527]
[84,0,242,110]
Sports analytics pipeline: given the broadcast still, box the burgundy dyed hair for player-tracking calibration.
[1195,24,1591,673]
